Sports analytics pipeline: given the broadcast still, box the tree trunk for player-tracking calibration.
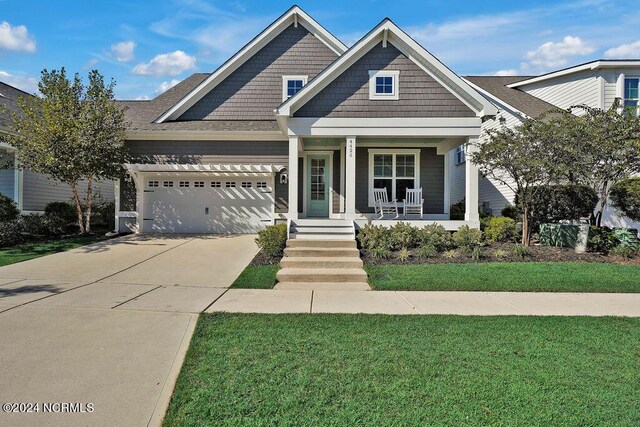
[521,206,530,246]
[70,182,85,234]
[84,176,94,233]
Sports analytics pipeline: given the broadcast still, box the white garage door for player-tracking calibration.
[142,176,274,233]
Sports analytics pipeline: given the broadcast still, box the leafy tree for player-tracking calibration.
[5,68,127,233]
[561,100,640,225]
[470,117,562,245]
[610,177,640,222]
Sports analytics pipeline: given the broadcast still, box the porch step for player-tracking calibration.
[286,239,356,248]
[289,219,355,241]
[292,219,352,227]
[289,232,354,240]
[274,282,371,291]
[284,247,360,258]
[276,268,368,283]
[291,226,353,234]
[280,257,363,269]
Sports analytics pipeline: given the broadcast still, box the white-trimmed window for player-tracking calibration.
[194,181,204,188]
[455,145,465,164]
[148,180,159,188]
[225,181,236,188]
[211,181,221,188]
[256,182,268,189]
[163,181,174,188]
[241,182,252,188]
[179,181,190,188]
[282,75,308,101]
[624,77,639,116]
[368,150,420,206]
[368,70,399,100]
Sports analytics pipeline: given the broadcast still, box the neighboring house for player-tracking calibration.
[0,81,114,212]
[452,60,640,231]
[117,6,496,234]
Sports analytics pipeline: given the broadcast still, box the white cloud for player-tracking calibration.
[132,50,196,76]
[494,69,520,76]
[604,40,640,59]
[111,41,136,62]
[0,70,38,94]
[83,58,99,70]
[524,36,594,69]
[0,21,36,53]
[155,79,180,95]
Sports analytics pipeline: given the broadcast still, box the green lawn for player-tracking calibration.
[164,314,640,426]
[230,264,279,289]
[0,236,108,267]
[366,262,640,292]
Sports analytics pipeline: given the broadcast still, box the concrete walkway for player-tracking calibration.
[0,234,258,427]
[207,289,640,316]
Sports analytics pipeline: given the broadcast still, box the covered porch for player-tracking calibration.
[286,131,481,230]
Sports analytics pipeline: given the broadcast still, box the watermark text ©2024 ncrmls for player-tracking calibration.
[3,402,94,414]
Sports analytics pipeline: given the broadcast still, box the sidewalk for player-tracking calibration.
[206,289,640,316]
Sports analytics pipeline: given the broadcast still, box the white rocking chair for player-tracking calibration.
[373,188,399,219]
[403,188,424,219]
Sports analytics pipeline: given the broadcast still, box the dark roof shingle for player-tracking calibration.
[0,81,34,133]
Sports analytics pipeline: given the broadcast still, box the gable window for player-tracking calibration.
[624,77,639,116]
[455,146,465,165]
[368,150,420,207]
[282,75,308,101]
[368,70,399,100]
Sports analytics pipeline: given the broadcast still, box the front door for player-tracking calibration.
[306,154,330,217]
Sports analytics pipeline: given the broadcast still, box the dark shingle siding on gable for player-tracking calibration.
[179,25,338,121]
[294,42,475,118]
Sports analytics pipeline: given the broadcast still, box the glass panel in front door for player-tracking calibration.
[311,158,326,201]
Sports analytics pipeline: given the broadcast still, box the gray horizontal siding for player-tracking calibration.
[355,147,444,214]
[0,168,14,201]
[179,24,338,121]
[294,42,475,118]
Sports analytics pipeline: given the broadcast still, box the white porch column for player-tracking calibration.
[133,173,144,233]
[464,138,480,224]
[114,179,120,233]
[288,136,300,219]
[345,136,356,219]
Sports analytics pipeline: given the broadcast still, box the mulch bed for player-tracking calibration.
[249,251,281,266]
[362,242,640,266]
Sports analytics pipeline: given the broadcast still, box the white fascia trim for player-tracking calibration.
[368,70,400,100]
[287,117,482,137]
[462,78,528,119]
[124,131,287,141]
[507,60,640,88]
[282,75,308,101]
[277,19,497,119]
[156,6,347,123]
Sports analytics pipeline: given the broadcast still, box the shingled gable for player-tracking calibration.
[276,18,498,126]
[155,5,347,123]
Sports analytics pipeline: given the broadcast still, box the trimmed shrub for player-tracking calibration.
[93,200,116,229]
[452,225,483,250]
[45,201,77,224]
[416,223,452,252]
[255,223,287,258]
[501,204,519,221]
[0,214,67,248]
[389,222,418,249]
[449,199,465,220]
[484,217,517,243]
[529,184,598,230]
[588,226,617,253]
[357,223,392,251]
[396,247,410,262]
[417,245,437,259]
[610,177,640,222]
[371,246,392,259]
[0,193,19,222]
[610,245,639,259]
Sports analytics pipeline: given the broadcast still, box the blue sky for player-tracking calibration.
[1,0,639,99]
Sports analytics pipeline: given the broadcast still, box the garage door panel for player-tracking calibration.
[143,177,274,234]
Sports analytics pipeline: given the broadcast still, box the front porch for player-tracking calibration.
[286,135,481,231]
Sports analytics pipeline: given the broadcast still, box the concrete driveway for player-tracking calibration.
[0,234,258,427]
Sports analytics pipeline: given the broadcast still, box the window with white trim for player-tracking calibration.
[225,181,236,188]
[368,70,399,100]
[163,181,174,188]
[368,150,420,206]
[148,180,159,188]
[211,181,221,188]
[282,75,308,101]
[179,181,190,188]
[624,77,639,116]
[256,182,268,189]
[455,145,465,164]
[194,181,204,188]
[241,182,252,188]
